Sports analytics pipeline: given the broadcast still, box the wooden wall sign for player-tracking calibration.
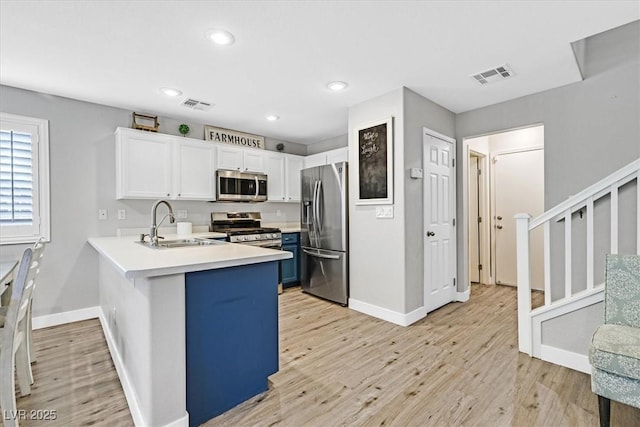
[132,112,159,132]
[204,125,265,150]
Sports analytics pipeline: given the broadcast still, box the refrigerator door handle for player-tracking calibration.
[302,249,340,260]
[316,180,323,232]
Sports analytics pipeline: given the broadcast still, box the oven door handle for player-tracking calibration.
[303,249,340,260]
[255,176,259,197]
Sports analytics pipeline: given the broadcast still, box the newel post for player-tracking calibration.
[515,213,532,355]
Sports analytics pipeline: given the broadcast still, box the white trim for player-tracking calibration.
[539,344,591,375]
[456,289,470,302]
[348,298,426,326]
[32,306,100,330]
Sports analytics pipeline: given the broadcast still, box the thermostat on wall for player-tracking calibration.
[410,168,423,179]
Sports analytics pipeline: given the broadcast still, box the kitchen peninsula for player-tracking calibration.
[88,234,291,427]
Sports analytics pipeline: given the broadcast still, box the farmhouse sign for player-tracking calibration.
[204,125,265,150]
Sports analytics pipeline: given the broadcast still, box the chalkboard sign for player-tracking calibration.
[355,117,393,205]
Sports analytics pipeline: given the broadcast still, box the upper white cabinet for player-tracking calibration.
[285,155,304,202]
[116,128,173,199]
[173,139,216,200]
[264,152,304,202]
[325,147,349,164]
[303,147,348,169]
[116,128,215,200]
[216,145,265,173]
[303,152,327,169]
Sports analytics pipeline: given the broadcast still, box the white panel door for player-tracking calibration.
[173,140,216,200]
[423,133,456,313]
[494,149,544,288]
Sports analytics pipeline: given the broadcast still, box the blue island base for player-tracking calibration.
[185,262,279,427]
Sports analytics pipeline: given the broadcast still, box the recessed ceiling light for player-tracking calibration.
[160,87,182,97]
[266,114,280,121]
[206,29,235,46]
[327,81,348,91]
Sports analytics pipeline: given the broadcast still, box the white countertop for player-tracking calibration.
[89,233,292,279]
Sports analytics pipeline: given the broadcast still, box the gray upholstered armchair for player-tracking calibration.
[588,254,640,427]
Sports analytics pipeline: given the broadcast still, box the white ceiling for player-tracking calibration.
[1,1,638,145]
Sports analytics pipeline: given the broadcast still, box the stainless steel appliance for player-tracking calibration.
[216,170,268,202]
[300,162,348,305]
[210,212,281,248]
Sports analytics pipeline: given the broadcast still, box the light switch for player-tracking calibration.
[98,209,108,220]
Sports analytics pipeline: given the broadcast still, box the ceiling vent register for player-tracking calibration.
[181,98,213,111]
[471,64,514,85]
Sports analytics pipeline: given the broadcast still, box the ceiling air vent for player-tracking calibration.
[181,98,213,111]
[470,64,514,85]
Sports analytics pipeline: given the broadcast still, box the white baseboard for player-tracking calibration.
[98,309,188,427]
[348,298,427,326]
[456,289,470,302]
[33,306,100,330]
[539,344,591,375]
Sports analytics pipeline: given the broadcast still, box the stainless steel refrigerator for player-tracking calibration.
[300,162,348,305]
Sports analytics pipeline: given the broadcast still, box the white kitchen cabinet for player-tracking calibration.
[264,153,303,202]
[116,128,173,199]
[216,145,265,173]
[326,147,349,164]
[303,152,327,169]
[285,155,304,202]
[265,153,286,201]
[173,139,216,200]
[116,127,216,200]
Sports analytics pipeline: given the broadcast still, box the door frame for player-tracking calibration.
[422,127,457,310]
[460,123,544,298]
[468,150,490,285]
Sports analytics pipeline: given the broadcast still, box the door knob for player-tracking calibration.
[497,216,503,220]
[426,231,435,237]
[496,225,503,229]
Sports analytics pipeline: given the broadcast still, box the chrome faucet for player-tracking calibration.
[148,199,175,246]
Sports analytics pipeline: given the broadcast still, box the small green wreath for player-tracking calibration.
[178,124,190,136]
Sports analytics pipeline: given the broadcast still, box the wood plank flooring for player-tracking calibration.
[10,284,640,426]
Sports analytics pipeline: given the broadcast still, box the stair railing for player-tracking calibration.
[515,159,640,355]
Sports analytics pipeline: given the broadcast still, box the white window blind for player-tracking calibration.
[0,113,50,244]
[0,129,34,224]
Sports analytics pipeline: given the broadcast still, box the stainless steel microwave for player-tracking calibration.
[216,170,268,202]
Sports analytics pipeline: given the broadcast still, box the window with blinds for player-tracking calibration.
[0,113,50,244]
[0,129,34,224]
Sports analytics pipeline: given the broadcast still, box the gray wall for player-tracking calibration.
[0,85,304,318]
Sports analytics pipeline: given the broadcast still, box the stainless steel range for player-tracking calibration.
[210,212,281,249]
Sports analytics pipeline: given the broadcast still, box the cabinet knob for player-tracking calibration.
[166,193,170,196]
[178,193,181,197]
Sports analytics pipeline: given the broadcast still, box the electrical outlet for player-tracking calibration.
[177,210,188,219]
[117,209,126,220]
[98,209,108,220]
[276,209,282,217]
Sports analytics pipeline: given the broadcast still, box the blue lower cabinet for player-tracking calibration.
[280,233,300,287]
[185,262,279,426]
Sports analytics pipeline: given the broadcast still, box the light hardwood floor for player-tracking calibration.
[12,284,640,426]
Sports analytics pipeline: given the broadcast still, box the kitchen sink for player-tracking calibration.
[137,238,225,249]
